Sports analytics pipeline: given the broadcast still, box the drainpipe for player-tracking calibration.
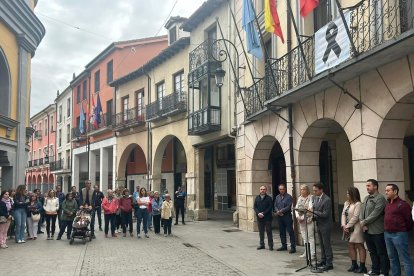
[144,68,152,191]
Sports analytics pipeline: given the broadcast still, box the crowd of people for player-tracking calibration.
[254,179,414,276]
[0,181,187,248]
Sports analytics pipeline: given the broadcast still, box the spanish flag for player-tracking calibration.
[300,0,319,17]
[265,0,284,43]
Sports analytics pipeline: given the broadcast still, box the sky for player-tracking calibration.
[30,0,205,116]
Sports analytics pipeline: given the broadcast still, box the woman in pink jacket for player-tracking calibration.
[102,189,119,238]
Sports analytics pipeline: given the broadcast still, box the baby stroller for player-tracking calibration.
[70,208,92,244]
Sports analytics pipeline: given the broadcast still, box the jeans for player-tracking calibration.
[153,214,161,234]
[57,220,73,239]
[147,212,153,229]
[89,209,96,235]
[278,214,296,249]
[384,232,414,276]
[257,218,273,248]
[104,213,116,235]
[136,208,148,234]
[121,211,133,234]
[175,205,185,224]
[365,232,390,275]
[162,217,172,235]
[45,214,57,236]
[92,206,102,228]
[13,208,27,241]
[115,213,121,230]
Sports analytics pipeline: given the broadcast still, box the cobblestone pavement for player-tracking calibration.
[2,215,400,276]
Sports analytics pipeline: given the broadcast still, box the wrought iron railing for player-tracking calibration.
[245,0,413,118]
[50,158,71,171]
[34,130,42,140]
[88,113,112,132]
[38,158,44,165]
[146,91,186,121]
[188,106,221,134]
[189,39,219,73]
[71,127,85,140]
[113,107,145,130]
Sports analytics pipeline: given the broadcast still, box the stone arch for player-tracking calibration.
[36,174,41,185]
[27,175,32,185]
[48,174,54,184]
[153,135,188,193]
[376,91,414,199]
[298,118,353,221]
[0,47,11,116]
[251,135,287,198]
[117,143,147,192]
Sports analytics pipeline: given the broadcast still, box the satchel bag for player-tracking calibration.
[0,216,7,223]
[31,213,41,222]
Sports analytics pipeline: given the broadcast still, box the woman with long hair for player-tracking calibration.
[26,194,41,240]
[294,184,315,258]
[43,190,59,240]
[13,185,28,243]
[0,191,12,248]
[136,187,150,238]
[57,193,78,240]
[7,189,16,239]
[341,186,366,273]
[151,191,163,234]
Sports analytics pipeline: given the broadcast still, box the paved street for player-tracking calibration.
[0,214,363,276]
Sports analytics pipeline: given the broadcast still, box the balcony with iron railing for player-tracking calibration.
[34,130,42,140]
[112,107,146,130]
[50,158,71,172]
[244,0,414,118]
[88,112,113,134]
[146,91,186,122]
[188,106,221,135]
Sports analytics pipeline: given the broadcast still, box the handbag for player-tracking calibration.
[0,216,7,223]
[31,213,41,222]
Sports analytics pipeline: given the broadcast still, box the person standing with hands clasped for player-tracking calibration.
[360,179,390,276]
[274,184,296,253]
[161,194,174,237]
[174,186,186,225]
[384,184,414,276]
[43,190,59,240]
[312,182,333,271]
[102,189,119,238]
[254,186,273,251]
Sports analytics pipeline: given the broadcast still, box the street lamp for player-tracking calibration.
[214,67,226,88]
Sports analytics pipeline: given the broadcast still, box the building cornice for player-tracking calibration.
[0,0,46,56]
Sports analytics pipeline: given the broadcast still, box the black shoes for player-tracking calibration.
[276,246,288,251]
[257,245,265,250]
[320,265,334,271]
[289,248,296,254]
[174,223,178,225]
[347,262,359,272]
[182,222,186,225]
[269,247,274,251]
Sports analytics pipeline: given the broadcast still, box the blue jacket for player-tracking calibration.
[151,198,163,215]
[274,193,293,215]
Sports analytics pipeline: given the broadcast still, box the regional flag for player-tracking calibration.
[300,0,319,17]
[265,0,284,43]
[242,0,263,60]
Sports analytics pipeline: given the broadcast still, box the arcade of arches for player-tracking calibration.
[238,55,414,231]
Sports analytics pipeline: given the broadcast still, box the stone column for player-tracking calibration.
[89,149,97,187]
[15,35,32,188]
[100,147,109,192]
[191,148,208,221]
[112,144,116,190]
[149,174,161,192]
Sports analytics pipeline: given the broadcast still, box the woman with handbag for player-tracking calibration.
[0,190,12,248]
[294,184,315,258]
[43,190,59,240]
[13,185,28,243]
[341,186,366,273]
[26,194,42,240]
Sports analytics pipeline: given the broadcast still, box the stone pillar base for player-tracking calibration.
[192,208,208,221]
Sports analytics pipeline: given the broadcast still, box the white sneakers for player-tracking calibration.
[17,240,25,243]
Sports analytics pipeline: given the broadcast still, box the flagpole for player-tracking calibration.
[286,0,312,81]
[251,0,278,106]
[333,0,358,56]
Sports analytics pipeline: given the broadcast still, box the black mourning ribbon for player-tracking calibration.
[322,22,341,63]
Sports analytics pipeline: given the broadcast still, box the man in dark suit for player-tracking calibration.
[80,180,95,238]
[254,186,274,251]
[312,182,333,271]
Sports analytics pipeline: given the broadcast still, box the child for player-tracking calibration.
[161,194,174,237]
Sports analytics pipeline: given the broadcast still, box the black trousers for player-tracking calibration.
[92,206,102,228]
[115,213,122,229]
[121,211,133,234]
[57,220,73,239]
[364,232,390,274]
[278,214,296,249]
[45,214,57,236]
[258,219,273,248]
[162,217,172,235]
[153,214,161,234]
[175,205,185,224]
[104,214,116,235]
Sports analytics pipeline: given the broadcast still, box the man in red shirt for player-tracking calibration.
[384,184,414,276]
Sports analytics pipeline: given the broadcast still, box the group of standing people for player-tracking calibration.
[254,179,414,276]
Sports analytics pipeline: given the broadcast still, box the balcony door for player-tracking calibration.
[136,89,144,118]
[121,97,128,121]
[157,82,165,110]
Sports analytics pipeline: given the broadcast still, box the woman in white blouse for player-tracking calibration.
[136,187,150,238]
[294,184,315,258]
